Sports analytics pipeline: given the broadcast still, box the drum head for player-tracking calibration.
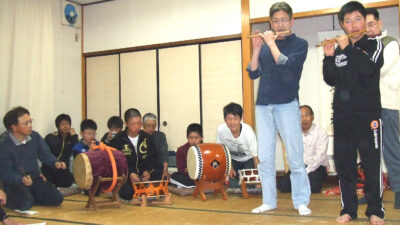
[73,153,93,190]
[187,146,201,180]
[221,144,232,176]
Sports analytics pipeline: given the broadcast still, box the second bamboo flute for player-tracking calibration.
[316,29,366,47]
[248,30,290,38]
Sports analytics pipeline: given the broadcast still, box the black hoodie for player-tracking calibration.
[323,35,383,116]
[109,129,159,176]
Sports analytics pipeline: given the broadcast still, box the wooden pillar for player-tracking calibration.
[81,7,87,120]
[241,0,255,128]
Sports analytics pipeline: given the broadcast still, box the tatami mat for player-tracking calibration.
[6,190,400,225]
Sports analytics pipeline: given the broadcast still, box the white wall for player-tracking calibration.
[51,0,83,134]
[0,1,82,135]
[83,0,241,53]
[250,0,391,19]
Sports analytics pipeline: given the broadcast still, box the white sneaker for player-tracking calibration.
[297,204,312,216]
[251,204,276,213]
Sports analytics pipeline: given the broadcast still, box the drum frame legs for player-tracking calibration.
[241,179,249,199]
[86,175,126,211]
[193,174,228,201]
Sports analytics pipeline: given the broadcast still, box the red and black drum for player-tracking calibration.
[186,143,231,182]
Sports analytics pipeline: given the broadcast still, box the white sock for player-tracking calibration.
[251,204,276,213]
[297,204,312,216]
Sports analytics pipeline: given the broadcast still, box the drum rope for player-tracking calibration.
[92,142,118,193]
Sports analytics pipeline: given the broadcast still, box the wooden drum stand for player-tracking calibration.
[193,174,228,201]
[86,175,126,211]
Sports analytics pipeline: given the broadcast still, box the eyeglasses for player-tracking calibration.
[366,21,378,28]
[143,124,156,128]
[19,119,33,126]
[271,17,290,25]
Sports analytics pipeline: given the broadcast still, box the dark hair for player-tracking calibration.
[55,114,71,128]
[300,105,314,116]
[223,102,243,119]
[107,116,123,129]
[270,2,293,19]
[3,106,30,130]
[338,1,366,23]
[80,119,97,131]
[365,8,379,20]
[124,108,141,123]
[187,123,203,137]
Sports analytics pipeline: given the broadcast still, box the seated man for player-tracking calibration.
[41,114,78,187]
[277,105,328,193]
[142,113,169,180]
[100,116,123,144]
[0,107,64,210]
[72,119,99,158]
[216,103,258,188]
[0,188,25,225]
[170,123,203,188]
[110,108,161,201]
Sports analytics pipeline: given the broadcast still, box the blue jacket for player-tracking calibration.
[71,139,99,158]
[247,33,308,105]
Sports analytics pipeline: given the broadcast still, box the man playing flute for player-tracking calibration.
[322,1,384,224]
[247,1,311,216]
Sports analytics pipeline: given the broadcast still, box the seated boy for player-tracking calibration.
[109,108,161,201]
[216,103,258,188]
[170,123,203,188]
[72,119,99,158]
[41,114,78,187]
[100,116,123,144]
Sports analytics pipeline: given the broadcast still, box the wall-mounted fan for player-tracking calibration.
[62,0,81,28]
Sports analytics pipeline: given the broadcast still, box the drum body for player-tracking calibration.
[73,150,128,190]
[187,143,231,181]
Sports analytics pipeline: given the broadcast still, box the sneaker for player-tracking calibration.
[297,204,312,216]
[251,204,276,213]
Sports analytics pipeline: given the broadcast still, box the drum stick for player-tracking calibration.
[316,29,366,47]
[140,169,154,180]
[18,167,27,177]
[248,30,290,38]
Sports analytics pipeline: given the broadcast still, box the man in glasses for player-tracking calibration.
[364,7,400,210]
[0,106,64,210]
[142,113,168,180]
[248,1,311,216]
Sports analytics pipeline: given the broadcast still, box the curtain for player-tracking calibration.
[0,0,54,134]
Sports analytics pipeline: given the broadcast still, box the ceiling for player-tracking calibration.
[68,0,114,6]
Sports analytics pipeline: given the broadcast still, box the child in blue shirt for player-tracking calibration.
[72,119,99,158]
